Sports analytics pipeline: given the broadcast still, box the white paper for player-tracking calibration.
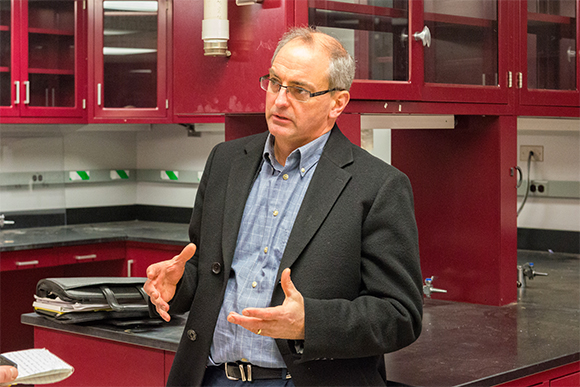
[0,348,74,385]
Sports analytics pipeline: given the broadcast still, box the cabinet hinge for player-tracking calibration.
[82,99,86,109]
[517,72,523,89]
[507,71,512,88]
[166,99,169,109]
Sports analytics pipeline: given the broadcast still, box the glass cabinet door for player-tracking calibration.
[0,0,16,115]
[521,0,578,106]
[93,0,168,120]
[421,0,508,103]
[25,0,76,110]
[306,0,421,101]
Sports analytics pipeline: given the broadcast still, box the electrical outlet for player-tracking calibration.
[520,145,544,161]
[530,180,549,196]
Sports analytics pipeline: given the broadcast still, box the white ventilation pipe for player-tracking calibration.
[202,0,230,56]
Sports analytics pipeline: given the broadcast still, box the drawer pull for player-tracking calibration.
[15,260,39,267]
[75,254,97,261]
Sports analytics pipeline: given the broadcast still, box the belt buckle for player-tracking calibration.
[224,363,252,382]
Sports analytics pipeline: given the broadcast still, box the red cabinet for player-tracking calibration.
[0,0,87,122]
[496,361,580,386]
[0,243,125,353]
[88,0,172,123]
[125,241,182,277]
[517,0,579,109]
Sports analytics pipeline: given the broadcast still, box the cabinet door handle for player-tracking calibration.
[413,26,431,48]
[23,81,30,104]
[127,259,134,277]
[75,254,97,260]
[14,81,20,104]
[15,260,39,267]
[97,83,102,106]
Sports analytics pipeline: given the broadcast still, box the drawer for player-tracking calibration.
[0,248,60,271]
[58,242,125,265]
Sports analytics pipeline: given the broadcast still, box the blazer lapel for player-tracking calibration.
[222,133,268,270]
[278,127,354,279]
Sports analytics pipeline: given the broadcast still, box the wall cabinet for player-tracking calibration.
[518,0,579,108]
[0,0,86,121]
[88,0,171,123]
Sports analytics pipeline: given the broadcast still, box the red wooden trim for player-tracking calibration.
[495,361,580,386]
[0,25,9,31]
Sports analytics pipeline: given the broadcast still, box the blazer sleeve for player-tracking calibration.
[299,170,423,361]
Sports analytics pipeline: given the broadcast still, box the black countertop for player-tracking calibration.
[0,221,190,252]
[12,223,580,386]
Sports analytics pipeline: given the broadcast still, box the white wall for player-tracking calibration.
[516,129,580,232]
[0,123,224,214]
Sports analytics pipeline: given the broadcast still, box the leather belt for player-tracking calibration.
[224,362,291,382]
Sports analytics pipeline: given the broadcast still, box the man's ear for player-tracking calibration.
[329,90,351,119]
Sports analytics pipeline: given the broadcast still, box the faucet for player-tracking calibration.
[0,214,15,229]
[423,276,447,298]
[517,262,548,288]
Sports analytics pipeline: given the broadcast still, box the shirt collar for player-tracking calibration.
[263,130,331,177]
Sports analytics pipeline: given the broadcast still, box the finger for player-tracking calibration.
[227,312,264,335]
[146,262,161,280]
[280,268,298,299]
[0,366,18,383]
[173,243,196,264]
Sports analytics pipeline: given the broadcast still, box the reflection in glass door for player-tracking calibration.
[527,0,576,90]
[309,0,409,82]
[102,0,158,108]
[423,0,498,86]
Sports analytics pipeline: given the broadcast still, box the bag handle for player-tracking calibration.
[99,285,148,312]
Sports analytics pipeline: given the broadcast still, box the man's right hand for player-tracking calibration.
[144,243,196,322]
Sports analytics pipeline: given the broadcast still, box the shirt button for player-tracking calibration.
[211,262,222,274]
[273,210,279,216]
[264,247,268,253]
[283,174,289,180]
[252,281,258,288]
[301,168,305,173]
[187,329,197,341]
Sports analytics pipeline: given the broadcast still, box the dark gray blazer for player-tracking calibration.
[166,126,423,386]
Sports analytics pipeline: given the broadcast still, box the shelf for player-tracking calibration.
[28,27,74,36]
[0,66,9,73]
[0,25,9,32]
[309,0,407,19]
[424,12,495,28]
[528,12,575,25]
[28,68,74,75]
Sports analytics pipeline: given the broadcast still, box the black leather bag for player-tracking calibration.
[35,277,150,324]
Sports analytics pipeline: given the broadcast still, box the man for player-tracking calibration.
[145,27,423,386]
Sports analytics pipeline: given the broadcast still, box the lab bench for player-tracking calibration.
[16,244,580,386]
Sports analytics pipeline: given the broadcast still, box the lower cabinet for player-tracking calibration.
[35,327,171,387]
[0,240,182,353]
[496,362,580,387]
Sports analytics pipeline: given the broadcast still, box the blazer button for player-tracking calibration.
[187,329,197,341]
[211,262,222,274]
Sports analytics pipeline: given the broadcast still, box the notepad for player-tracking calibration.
[0,348,74,385]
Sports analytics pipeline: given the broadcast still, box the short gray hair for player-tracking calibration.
[272,27,356,91]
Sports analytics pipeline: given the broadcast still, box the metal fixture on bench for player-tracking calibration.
[202,0,230,56]
[0,214,15,228]
[517,262,548,288]
[423,276,447,298]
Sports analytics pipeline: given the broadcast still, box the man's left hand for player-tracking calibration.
[227,268,305,340]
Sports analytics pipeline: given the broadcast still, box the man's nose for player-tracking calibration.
[274,87,291,105]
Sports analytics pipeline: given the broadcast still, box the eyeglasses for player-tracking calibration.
[259,75,338,103]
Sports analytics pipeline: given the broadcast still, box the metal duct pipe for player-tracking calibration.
[202,0,230,56]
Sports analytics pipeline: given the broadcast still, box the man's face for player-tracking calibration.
[265,40,338,156]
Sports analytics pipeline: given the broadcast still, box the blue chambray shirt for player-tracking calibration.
[209,131,330,369]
